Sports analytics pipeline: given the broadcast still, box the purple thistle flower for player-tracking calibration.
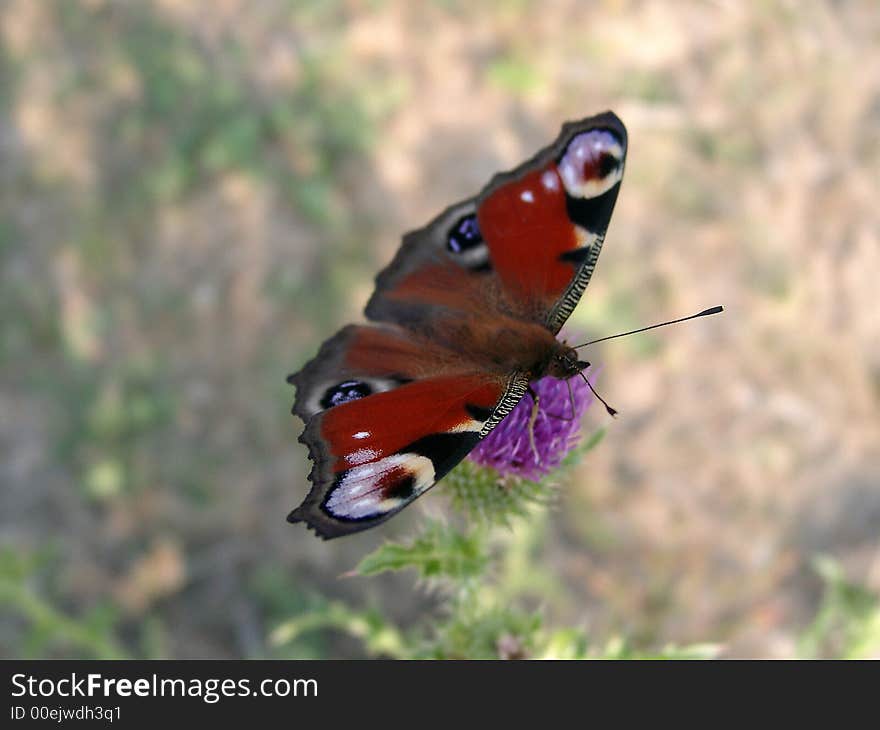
[468,373,595,481]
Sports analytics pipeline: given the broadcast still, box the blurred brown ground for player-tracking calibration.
[1,0,878,658]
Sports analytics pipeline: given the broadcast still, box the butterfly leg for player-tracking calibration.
[545,377,577,421]
[526,385,541,464]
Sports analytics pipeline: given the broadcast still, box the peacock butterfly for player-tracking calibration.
[288,111,628,539]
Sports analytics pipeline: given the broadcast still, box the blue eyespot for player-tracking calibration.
[320,380,372,409]
[446,214,483,253]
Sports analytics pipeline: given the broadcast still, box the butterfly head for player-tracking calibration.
[546,343,587,380]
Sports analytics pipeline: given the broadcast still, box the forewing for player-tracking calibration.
[476,111,627,331]
[365,111,627,334]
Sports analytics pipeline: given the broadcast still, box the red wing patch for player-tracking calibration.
[319,374,502,473]
[477,164,578,306]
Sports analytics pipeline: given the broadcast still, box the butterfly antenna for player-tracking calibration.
[573,306,724,349]
[579,368,618,418]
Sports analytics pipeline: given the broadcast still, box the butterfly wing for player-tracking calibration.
[288,325,527,538]
[366,111,627,334]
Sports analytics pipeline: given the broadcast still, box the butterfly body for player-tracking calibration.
[288,112,627,539]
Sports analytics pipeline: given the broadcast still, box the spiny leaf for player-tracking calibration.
[353,520,489,582]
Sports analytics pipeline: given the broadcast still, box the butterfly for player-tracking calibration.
[287,111,627,539]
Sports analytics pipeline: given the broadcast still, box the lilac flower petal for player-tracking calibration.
[468,372,595,481]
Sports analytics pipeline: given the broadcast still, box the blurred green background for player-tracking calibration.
[1,0,878,659]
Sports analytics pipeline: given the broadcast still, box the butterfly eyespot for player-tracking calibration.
[446,214,491,271]
[558,129,624,200]
[447,214,481,252]
[320,380,373,409]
